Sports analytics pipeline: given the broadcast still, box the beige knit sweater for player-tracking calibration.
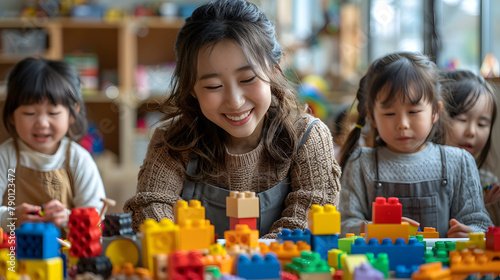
[124,114,342,238]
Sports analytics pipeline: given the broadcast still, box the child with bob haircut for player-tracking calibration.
[0,57,106,231]
[441,69,500,225]
[339,52,492,237]
[124,0,342,238]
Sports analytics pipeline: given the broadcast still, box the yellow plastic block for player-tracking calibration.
[412,262,451,280]
[178,219,215,251]
[268,241,311,267]
[416,227,440,238]
[307,204,341,235]
[140,218,179,272]
[0,248,19,279]
[174,200,205,224]
[409,223,419,236]
[328,249,346,270]
[152,254,168,280]
[226,191,259,218]
[465,232,486,250]
[365,222,409,244]
[105,237,141,267]
[449,251,500,278]
[202,254,235,274]
[20,257,63,280]
[209,243,227,255]
[224,224,259,249]
[341,254,368,280]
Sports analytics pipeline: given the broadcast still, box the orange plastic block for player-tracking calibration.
[224,224,259,249]
[365,222,409,244]
[449,251,500,278]
[178,219,215,251]
[203,254,235,274]
[140,218,179,272]
[412,262,451,280]
[267,241,311,267]
[372,197,402,224]
[307,204,341,235]
[341,254,368,280]
[174,200,205,224]
[416,227,439,239]
[226,191,259,218]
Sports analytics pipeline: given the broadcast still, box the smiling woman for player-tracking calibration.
[124,0,342,239]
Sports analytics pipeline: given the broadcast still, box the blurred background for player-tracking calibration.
[0,0,499,213]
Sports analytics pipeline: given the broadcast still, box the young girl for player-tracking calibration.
[338,52,492,238]
[0,57,106,231]
[441,69,500,225]
[124,0,342,238]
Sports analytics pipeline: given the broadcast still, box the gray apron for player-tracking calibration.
[182,119,319,237]
[373,145,450,237]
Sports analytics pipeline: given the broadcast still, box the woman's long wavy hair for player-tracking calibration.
[440,69,498,168]
[339,52,449,169]
[158,0,303,182]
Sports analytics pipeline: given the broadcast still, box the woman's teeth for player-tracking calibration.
[226,110,251,121]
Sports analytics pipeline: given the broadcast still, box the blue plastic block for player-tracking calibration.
[237,253,281,280]
[311,234,339,260]
[394,265,419,278]
[351,237,424,270]
[277,229,311,245]
[15,222,61,259]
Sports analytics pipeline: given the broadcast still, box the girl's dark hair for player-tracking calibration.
[440,69,498,168]
[158,0,302,181]
[339,52,448,168]
[3,57,87,140]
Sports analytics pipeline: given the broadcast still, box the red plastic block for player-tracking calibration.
[372,197,402,224]
[68,208,102,258]
[229,217,257,230]
[280,271,298,280]
[486,226,500,251]
[168,250,204,280]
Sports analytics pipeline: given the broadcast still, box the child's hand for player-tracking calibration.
[484,184,500,204]
[14,203,44,225]
[401,216,420,227]
[447,218,472,238]
[41,199,69,227]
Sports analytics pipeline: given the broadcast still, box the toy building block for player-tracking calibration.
[372,197,402,224]
[153,254,168,280]
[394,264,419,278]
[237,253,281,279]
[20,257,63,280]
[307,204,341,235]
[333,270,344,280]
[465,232,485,250]
[224,224,259,249]
[0,248,18,279]
[449,250,500,278]
[140,218,179,273]
[311,234,339,260]
[168,250,205,280]
[205,265,222,280]
[226,244,260,257]
[209,243,227,255]
[280,271,298,280]
[103,213,134,236]
[230,217,257,230]
[15,222,60,259]
[284,251,331,280]
[416,227,440,239]
[102,234,141,267]
[226,191,259,218]
[353,262,384,280]
[277,229,311,245]
[178,219,215,251]
[351,237,424,270]
[486,226,500,251]
[76,256,113,279]
[424,249,449,266]
[328,249,346,270]
[203,254,235,274]
[432,241,455,256]
[341,254,368,280]
[266,241,311,268]
[339,235,363,254]
[365,252,389,278]
[68,207,102,258]
[412,262,451,280]
[0,228,10,250]
[409,223,419,236]
[174,200,206,224]
[365,222,409,244]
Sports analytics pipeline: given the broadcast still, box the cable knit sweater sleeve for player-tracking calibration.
[124,128,189,232]
[264,117,342,238]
